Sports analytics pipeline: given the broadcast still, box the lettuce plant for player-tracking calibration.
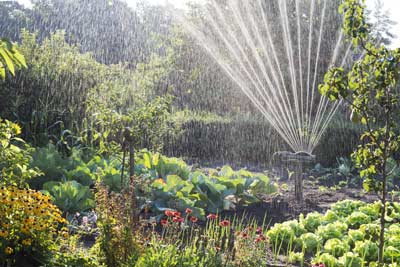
[323,238,349,257]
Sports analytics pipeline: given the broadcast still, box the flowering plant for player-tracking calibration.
[0,186,67,265]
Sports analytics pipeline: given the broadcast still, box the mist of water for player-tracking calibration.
[179,0,352,154]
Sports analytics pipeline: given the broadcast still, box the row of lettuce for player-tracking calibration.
[268,200,400,266]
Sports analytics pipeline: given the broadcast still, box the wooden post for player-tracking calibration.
[294,161,303,204]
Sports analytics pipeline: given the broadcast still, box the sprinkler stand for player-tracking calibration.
[273,151,316,204]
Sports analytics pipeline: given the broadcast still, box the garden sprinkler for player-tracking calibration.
[273,151,316,204]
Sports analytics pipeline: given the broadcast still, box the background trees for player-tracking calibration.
[0,0,388,166]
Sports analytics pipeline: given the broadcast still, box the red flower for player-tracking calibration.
[165,210,174,217]
[219,220,230,227]
[206,214,218,220]
[160,219,168,227]
[256,227,262,234]
[190,216,198,223]
[254,237,262,243]
[241,233,249,239]
[255,234,266,243]
[172,211,181,218]
[172,217,184,223]
[185,208,193,214]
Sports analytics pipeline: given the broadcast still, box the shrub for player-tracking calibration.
[95,182,143,267]
[0,118,41,186]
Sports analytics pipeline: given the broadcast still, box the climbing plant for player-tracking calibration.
[319,0,400,265]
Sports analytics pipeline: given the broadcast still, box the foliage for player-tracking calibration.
[0,30,175,153]
[94,182,143,267]
[0,38,26,80]
[0,118,41,186]
[0,186,67,266]
[136,211,269,267]
[42,180,95,215]
[320,0,400,264]
[266,200,400,266]
[136,150,277,219]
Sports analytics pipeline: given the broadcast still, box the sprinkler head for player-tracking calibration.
[273,151,316,164]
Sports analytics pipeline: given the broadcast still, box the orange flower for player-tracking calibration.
[165,210,174,217]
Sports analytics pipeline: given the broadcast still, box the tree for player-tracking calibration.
[0,39,26,80]
[369,0,397,46]
[319,0,400,265]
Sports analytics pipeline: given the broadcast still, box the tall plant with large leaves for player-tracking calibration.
[319,0,400,265]
[0,38,26,80]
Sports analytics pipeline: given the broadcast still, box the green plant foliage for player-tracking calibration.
[300,233,321,254]
[42,180,95,214]
[0,38,26,80]
[0,118,41,186]
[134,150,278,219]
[267,200,400,267]
[320,0,400,264]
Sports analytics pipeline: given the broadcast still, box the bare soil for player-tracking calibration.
[222,181,379,227]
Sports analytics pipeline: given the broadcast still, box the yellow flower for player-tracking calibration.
[5,247,13,255]
[22,239,32,246]
[0,230,8,238]
[21,226,30,234]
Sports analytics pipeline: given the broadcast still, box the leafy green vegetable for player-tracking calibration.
[42,180,95,214]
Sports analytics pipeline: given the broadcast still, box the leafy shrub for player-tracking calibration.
[95,182,143,267]
[0,186,67,266]
[0,118,41,186]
